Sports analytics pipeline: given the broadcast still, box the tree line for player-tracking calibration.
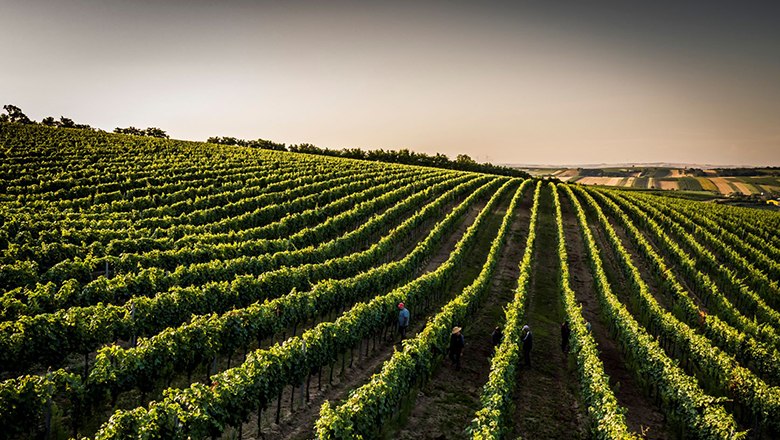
[207,136,529,178]
[0,104,168,138]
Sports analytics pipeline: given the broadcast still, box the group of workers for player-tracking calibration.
[397,302,589,370]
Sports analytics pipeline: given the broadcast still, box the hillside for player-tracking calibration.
[521,166,780,199]
[1,123,779,440]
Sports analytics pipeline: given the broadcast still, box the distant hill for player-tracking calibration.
[515,166,780,198]
[507,162,770,169]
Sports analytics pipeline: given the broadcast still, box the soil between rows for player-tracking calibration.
[559,190,669,440]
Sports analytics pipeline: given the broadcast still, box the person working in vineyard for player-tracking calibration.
[398,302,410,340]
[522,324,533,367]
[561,320,570,354]
[449,326,465,370]
[491,326,503,351]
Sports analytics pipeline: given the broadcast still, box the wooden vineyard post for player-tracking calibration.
[257,405,262,437]
[307,372,312,402]
[290,383,295,413]
[44,397,52,440]
[276,390,282,424]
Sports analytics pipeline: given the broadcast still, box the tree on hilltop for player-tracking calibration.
[114,126,168,138]
[114,126,144,136]
[1,105,33,124]
[57,116,76,128]
[144,127,169,138]
[456,154,476,164]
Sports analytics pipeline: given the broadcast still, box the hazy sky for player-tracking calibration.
[3,1,779,166]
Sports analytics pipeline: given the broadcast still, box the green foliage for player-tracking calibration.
[568,185,761,436]
[468,181,540,439]
[2,104,33,124]
[2,121,779,439]
[90,179,516,439]
[316,179,527,438]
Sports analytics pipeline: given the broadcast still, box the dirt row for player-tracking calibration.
[559,190,669,439]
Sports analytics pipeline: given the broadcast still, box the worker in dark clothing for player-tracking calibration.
[561,321,570,354]
[398,302,410,340]
[491,326,503,350]
[449,326,465,370]
[521,325,533,367]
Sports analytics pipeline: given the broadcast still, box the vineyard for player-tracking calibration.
[2,123,780,440]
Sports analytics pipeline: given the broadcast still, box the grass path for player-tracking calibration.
[512,185,587,439]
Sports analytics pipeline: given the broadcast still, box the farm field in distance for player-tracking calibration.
[521,166,780,200]
[2,123,780,440]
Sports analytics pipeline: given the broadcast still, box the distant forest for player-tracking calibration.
[207,136,529,178]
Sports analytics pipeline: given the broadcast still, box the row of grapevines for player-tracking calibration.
[596,190,780,384]
[0,166,376,279]
[49,171,464,313]
[1,166,419,298]
[4,156,338,223]
[3,168,444,301]
[35,166,423,255]
[2,151,264,203]
[0,134,207,191]
[0,173,501,435]
[0,124,318,202]
[2,162,370,249]
[316,180,528,439]
[0,175,490,371]
[87,179,516,439]
[5,159,286,211]
[614,191,780,337]
[709,212,780,259]
[574,186,780,433]
[3,150,341,216]
[561,185,744,439]
[661,195,780,263]
[693,199,780,248]
[0,171,457,319]
[625,192,780,307]
[467,180,539,439]
[47,162,354,219]
[53,167,374,232]
[550,183,637,439]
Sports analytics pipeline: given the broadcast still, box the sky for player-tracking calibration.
[2,0,779,166]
